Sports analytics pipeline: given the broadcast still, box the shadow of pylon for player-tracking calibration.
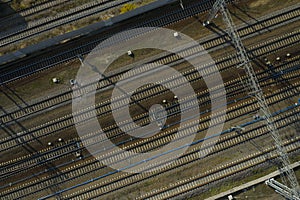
[0,119,69,186]
[0,0,28,37]
[0,106,43,145]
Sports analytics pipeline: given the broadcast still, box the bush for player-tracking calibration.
[120,3,137,14]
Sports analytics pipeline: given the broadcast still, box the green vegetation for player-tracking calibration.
[120,3,137,14]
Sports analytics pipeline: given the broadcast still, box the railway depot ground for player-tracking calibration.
[0,0,300,199]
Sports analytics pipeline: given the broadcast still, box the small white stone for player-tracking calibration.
[52,78,59,83]
[228,195,233,200]
[203,21,210,26]
[75,152,82,158]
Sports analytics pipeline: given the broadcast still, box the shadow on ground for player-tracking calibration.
[0,0,27,36]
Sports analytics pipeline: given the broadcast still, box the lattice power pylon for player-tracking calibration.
[203,0,300,199]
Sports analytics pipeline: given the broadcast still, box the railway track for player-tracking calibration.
[1,10,299,125]
[0,30,298,177]
[1,70,299,199]
[1,89,298,197]
[0,3,299,199]
[0,0,134,46]
[1,30,299,154]
[1,28,298,179]
[1,70,298,198]
[1,60,299,181]
[0,0,213,81]
[1,67,298,198]
[65,112,300,200]
[1,1,299,84]
[0,0,74,40]
[10,95,299,200]
[0,0,72,22]
[137,136,300,200]
[2,0,65,15]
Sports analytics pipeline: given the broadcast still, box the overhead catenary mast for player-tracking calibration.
[203,0,300,199]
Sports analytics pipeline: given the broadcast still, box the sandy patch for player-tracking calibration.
[249,0,272,8]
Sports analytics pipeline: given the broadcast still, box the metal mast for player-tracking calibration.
[203,0,300,199]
